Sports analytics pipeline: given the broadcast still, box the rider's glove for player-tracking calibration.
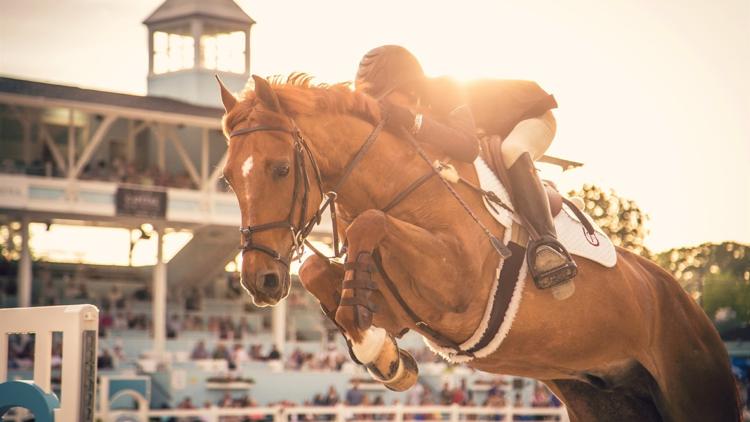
[380,101,415,133]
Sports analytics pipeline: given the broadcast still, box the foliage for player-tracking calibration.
[568,184,651,256]
[654,242,750,324]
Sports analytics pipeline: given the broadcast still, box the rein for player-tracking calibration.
[229,113,515,354]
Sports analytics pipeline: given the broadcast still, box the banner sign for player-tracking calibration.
[115,187,166,218]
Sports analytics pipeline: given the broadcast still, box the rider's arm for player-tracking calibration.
[414,105,479,163]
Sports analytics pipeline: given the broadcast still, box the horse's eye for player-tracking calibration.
[274,164,290,178]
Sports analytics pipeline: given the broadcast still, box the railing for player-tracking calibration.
[96,404,568,422]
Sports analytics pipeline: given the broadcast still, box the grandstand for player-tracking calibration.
[0,0,570,420]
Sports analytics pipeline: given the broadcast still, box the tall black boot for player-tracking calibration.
[508,153,577,289]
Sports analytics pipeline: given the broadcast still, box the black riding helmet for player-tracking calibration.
[355,45,425,99]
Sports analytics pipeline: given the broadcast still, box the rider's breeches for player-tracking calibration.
[501,110,557,167]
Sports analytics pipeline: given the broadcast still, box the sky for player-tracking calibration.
[1,0,748,253]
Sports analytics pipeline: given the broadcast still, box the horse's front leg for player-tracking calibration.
[298,252,417,391]
[335,209,480,391]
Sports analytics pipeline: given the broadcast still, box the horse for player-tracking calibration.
[217,74,740,421]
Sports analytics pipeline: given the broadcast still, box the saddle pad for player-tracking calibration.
[473,157,617,268]
[423,158,617,364]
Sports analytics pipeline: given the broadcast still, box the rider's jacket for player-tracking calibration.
[418,77,558,163]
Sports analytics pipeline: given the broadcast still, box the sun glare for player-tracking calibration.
[29,223,193,266]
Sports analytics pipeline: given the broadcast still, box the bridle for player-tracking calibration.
[229,110,513,272]
[229,110,517,355]
[228,118,387,269]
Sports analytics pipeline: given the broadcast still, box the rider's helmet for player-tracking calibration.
[355,45,425,100]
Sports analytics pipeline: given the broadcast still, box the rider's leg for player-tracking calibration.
[501,111,577,289]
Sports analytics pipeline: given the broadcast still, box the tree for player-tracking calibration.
[568,184,651,257]
[654,242,750,326]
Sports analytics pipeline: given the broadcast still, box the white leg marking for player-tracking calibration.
[350,327,386,364]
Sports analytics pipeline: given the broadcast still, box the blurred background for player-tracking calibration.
[0,0,747,420]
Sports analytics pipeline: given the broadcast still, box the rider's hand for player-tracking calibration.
[380,100,415,132]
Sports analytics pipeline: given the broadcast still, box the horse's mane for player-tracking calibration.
[225,73,382,131]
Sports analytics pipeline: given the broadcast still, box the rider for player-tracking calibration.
[354,45,577,289]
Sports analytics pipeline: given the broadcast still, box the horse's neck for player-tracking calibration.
[298,114,500,330]
[299,114,416,213]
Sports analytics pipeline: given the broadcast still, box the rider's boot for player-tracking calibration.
[508,152,577,289]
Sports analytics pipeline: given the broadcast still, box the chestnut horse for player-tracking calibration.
[218,75,739,421]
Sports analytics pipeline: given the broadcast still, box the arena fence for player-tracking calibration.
[95,404,569,422]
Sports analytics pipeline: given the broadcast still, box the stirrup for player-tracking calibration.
[527,238,577,289]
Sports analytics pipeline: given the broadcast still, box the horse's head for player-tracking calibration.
[218,75,323,306]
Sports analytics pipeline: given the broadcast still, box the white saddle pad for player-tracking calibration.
[473,157,617,268]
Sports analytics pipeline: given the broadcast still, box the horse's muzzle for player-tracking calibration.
[242,268,290,306]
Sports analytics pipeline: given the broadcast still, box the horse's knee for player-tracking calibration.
[298,255,342,310]
[299,255,332,289]
[346,209,387,249]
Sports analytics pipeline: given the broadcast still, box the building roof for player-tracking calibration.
[0,76,223,119]
[143,0,255,26]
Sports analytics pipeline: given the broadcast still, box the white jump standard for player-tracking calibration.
[0,304,99,422]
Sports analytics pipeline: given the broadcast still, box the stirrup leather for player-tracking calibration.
[526,237,577,289]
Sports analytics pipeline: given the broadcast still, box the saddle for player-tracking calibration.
[478,135,563,217]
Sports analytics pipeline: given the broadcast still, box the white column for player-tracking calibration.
[17,215,32,308]
[147,29,154,76]
[152,226,167,358]
[245,29,251,74]
[191,19,203,70]
[67,109,75,178]
[201,128,209,191]
[272,301,287,355]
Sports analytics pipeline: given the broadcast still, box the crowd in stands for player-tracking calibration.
[0,156,198,190]
[79,158,197,189]
[166,378,562,422]
[2,266,566,421]
[285,344,347,371]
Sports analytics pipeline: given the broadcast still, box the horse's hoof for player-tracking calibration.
[551,281,575,300]
[383,349,419,392]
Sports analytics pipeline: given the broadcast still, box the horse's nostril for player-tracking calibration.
[262,273,280,290]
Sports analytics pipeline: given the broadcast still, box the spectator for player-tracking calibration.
[531,383,552,407]
[212,343,231,362]
[266,345,281,361]
[97,348,114,369]
[177,395,195,409]
[405,381,425,406]
[249,344,264,360]
[167,314,181,339]
[232,343,249,366]
[512,393,532,422]
[107,285,123,310]
[451,378,470,405]
[345,380,365,406]
[218,392,234,407]
[439,382,452,405]
[191,340,209,360]
[112,343,127,364]
[484,391,506,408]
[325,385,340,406]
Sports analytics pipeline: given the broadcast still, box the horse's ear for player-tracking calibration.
[252,74,282,113]
[215,75,237,113]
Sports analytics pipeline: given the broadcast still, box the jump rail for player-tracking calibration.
[0,305,99,422]
[98,403,569,422]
